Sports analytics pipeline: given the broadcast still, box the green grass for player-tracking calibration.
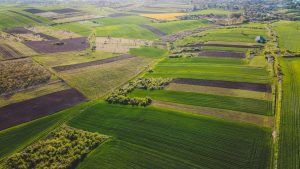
[278,58,300,169]
[130,47,168,58]
[69,103,271,169]
[94,24,159,40]
[191,9,241,16]
[54,22,93,36]
[144,57,271,84]
[175,27,268,46]
[149,19,211,34]
[0,10,40,29]
[272,21,300,52]
[129,89,273,116]
[94,16,152,26]
[59,57,153,99]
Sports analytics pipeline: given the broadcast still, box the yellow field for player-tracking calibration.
[141,13,186,21]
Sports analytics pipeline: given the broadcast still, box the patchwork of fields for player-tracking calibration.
[1,2,299,169]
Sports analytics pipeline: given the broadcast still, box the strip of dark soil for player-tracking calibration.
[129,10,170,14]
[181,43,263,49]
[172,78,272,93]
[52,54,135,72]
[24,37,89,53]
[3,27,34,34]
[0,89,88,131]
[35,33,58,41]
[9,10,43,23]
[198,50,246,58]
[108,13,134,17]
[51,8,81,14]
[140,24,167,36]
[23,8,46,14]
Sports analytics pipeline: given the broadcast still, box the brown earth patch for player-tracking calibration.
[24,37,89,53]
[181,43,263,49]
[52,54,135,72]
[198,50,246,58]
[0,89,88,131]
[152,100,274,128]
[172,78,272,93]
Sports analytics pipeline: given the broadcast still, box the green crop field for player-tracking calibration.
[0,10,40,29]
[277,58,300,169]
[144,57,271,84]
[175,26,268,46]
[130,47,168,58]
[129,89,273,115]
[94,16,152,26]
[272,21,300,52]
[69,103,271,169]
[149,19,211,34]
[55,22,93,36]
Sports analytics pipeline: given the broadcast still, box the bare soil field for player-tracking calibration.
[4,27,33,34]
[140,24,167,36]
[0,88,87,131]
[52,54,135,72]
[108,13,134,17]
[51,8,81,14]
[182,43,263,49]
[198,50,246,58]
[52,15,103,24]
[24,37,89,53]
[0,43,23,59]
[95,37,152,53]
[172,78,272,92]
[28,26,81,39]
[152,100,274,128]
[23,8,46,14]
[4,27,58,41]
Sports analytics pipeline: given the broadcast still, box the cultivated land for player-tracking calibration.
[1,1,299,168]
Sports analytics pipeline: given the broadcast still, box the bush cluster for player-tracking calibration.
[4,126,108,169]
[0,59,51,95]
[106,78,172,106]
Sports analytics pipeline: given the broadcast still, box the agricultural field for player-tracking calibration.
[1,0,299,168]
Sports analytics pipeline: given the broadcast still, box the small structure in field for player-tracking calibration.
[255,36,266,43]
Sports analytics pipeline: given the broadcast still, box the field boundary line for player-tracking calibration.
[152,100,274,128]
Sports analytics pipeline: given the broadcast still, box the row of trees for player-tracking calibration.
[106,78,172,106]
[4,126,107,169]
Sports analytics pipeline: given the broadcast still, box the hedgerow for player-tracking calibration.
[3,126,108,169]
[106,78,172,106]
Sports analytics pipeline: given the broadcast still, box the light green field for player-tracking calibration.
[69,103,271,169]
[130,47,168,58]
[175,27,268,46]
[278,58,300,169]
[130,89,273,116]
[93,16,152,26]
[59,57,154,99]
[144,57,271,84]
[33,51,117,67]
[0,10,40,29]
[272,21,300,52]
[191,9,241,16]
[94,24,159,40]
[149,19,211,34]
[54,22,93,36]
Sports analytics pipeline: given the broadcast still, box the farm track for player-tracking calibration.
[24,37,89,53]
[198,50,246,59]
[52,54,135,72]
[0,88,88,131]
[140,24,167,36]
[181,43,263,49]
[8,10,43,23]
[152,100,274,128]
[173,78,272,92]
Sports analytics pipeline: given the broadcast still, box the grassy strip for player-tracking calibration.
[129,89,273,116]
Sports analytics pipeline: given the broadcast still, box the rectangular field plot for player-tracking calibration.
[145,57,271,84]
[0,89,87,131]
[198,50,246,58]
[24,37,89,53]
[69,103,272,169]
[130,89,273,116]
[59,57,154,99]
[0,43,24,60]
[95,37,153,53]
[166,83,272,100]
[277,58,300,169]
